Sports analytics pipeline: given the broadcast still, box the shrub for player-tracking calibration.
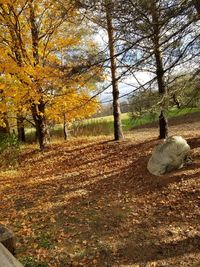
[0,134,20,169]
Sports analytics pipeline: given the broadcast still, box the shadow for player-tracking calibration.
[20,140,112,165]
[1,136,200,266]
[117,235,200,264]
[188,137,200,149]
[2,136,198,211]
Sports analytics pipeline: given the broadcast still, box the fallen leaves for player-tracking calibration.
[0,131,200,266]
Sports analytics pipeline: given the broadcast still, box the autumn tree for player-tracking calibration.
[0,0,103,148]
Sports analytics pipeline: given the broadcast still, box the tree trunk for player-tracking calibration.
[28,0,39,66]
[151,3,168,138]
[105,0,123,141]
[63,114,68,141]
[17,115,26,142]
[29,0,48,149]
[159,111,168,139]
[29,0,49,147]
[31,102,47,150]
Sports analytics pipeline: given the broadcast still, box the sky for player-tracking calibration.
[95,29,152,104]
[100,73,152,104]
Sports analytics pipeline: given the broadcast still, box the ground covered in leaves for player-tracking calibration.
[0,122,200,267]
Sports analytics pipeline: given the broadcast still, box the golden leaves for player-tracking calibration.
[0,0,103,125]
[0,0,11,3]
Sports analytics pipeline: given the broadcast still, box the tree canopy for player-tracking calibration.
[0,0,104,147]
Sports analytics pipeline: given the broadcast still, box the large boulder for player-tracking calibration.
[147,136,191,176]
[0,243,23,267]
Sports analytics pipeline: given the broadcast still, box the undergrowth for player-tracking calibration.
[0,134,20,169]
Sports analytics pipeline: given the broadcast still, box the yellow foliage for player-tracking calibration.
[0,0,10,3]
[0,0,104,127]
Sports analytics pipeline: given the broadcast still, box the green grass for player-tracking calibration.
[167,107,200,118]
[36,232,54,249]
[20,256,48,267]
[70,107,200,136]
[24,107,200,140]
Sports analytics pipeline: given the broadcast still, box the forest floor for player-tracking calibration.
[0,119,200,267]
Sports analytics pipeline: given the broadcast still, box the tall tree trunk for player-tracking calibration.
[29,0,39,66]
[105,0,123,141]
[31,101,47,150]
[29,0,48,148]
[63,114,68,141]
[151,3,168,139]
[17,115,26,142]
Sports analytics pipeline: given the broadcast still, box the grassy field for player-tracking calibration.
[65,107,200,137]
[25,107,200,142]
[71,107,200,134]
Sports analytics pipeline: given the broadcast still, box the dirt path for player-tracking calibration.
[0,121,200,266]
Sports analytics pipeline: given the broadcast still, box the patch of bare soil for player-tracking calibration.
[0,121,200,267]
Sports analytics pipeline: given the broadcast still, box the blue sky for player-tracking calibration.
[95,30,152,103]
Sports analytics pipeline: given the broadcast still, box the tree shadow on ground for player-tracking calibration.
[117,234,200,264]
[1,136,200,266]
[188,137,200,149]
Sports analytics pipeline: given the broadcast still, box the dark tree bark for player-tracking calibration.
[105,0,123,141]
[17,115,26,142]
[63,114,68,140]
[151,3,168,138]
[29,1,48,149]
[159,111,168,139]
[31,101,47,150]
[28,0,39,66]
[152,30,165,93]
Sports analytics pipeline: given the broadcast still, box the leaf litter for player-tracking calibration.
[0,122,200,266]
